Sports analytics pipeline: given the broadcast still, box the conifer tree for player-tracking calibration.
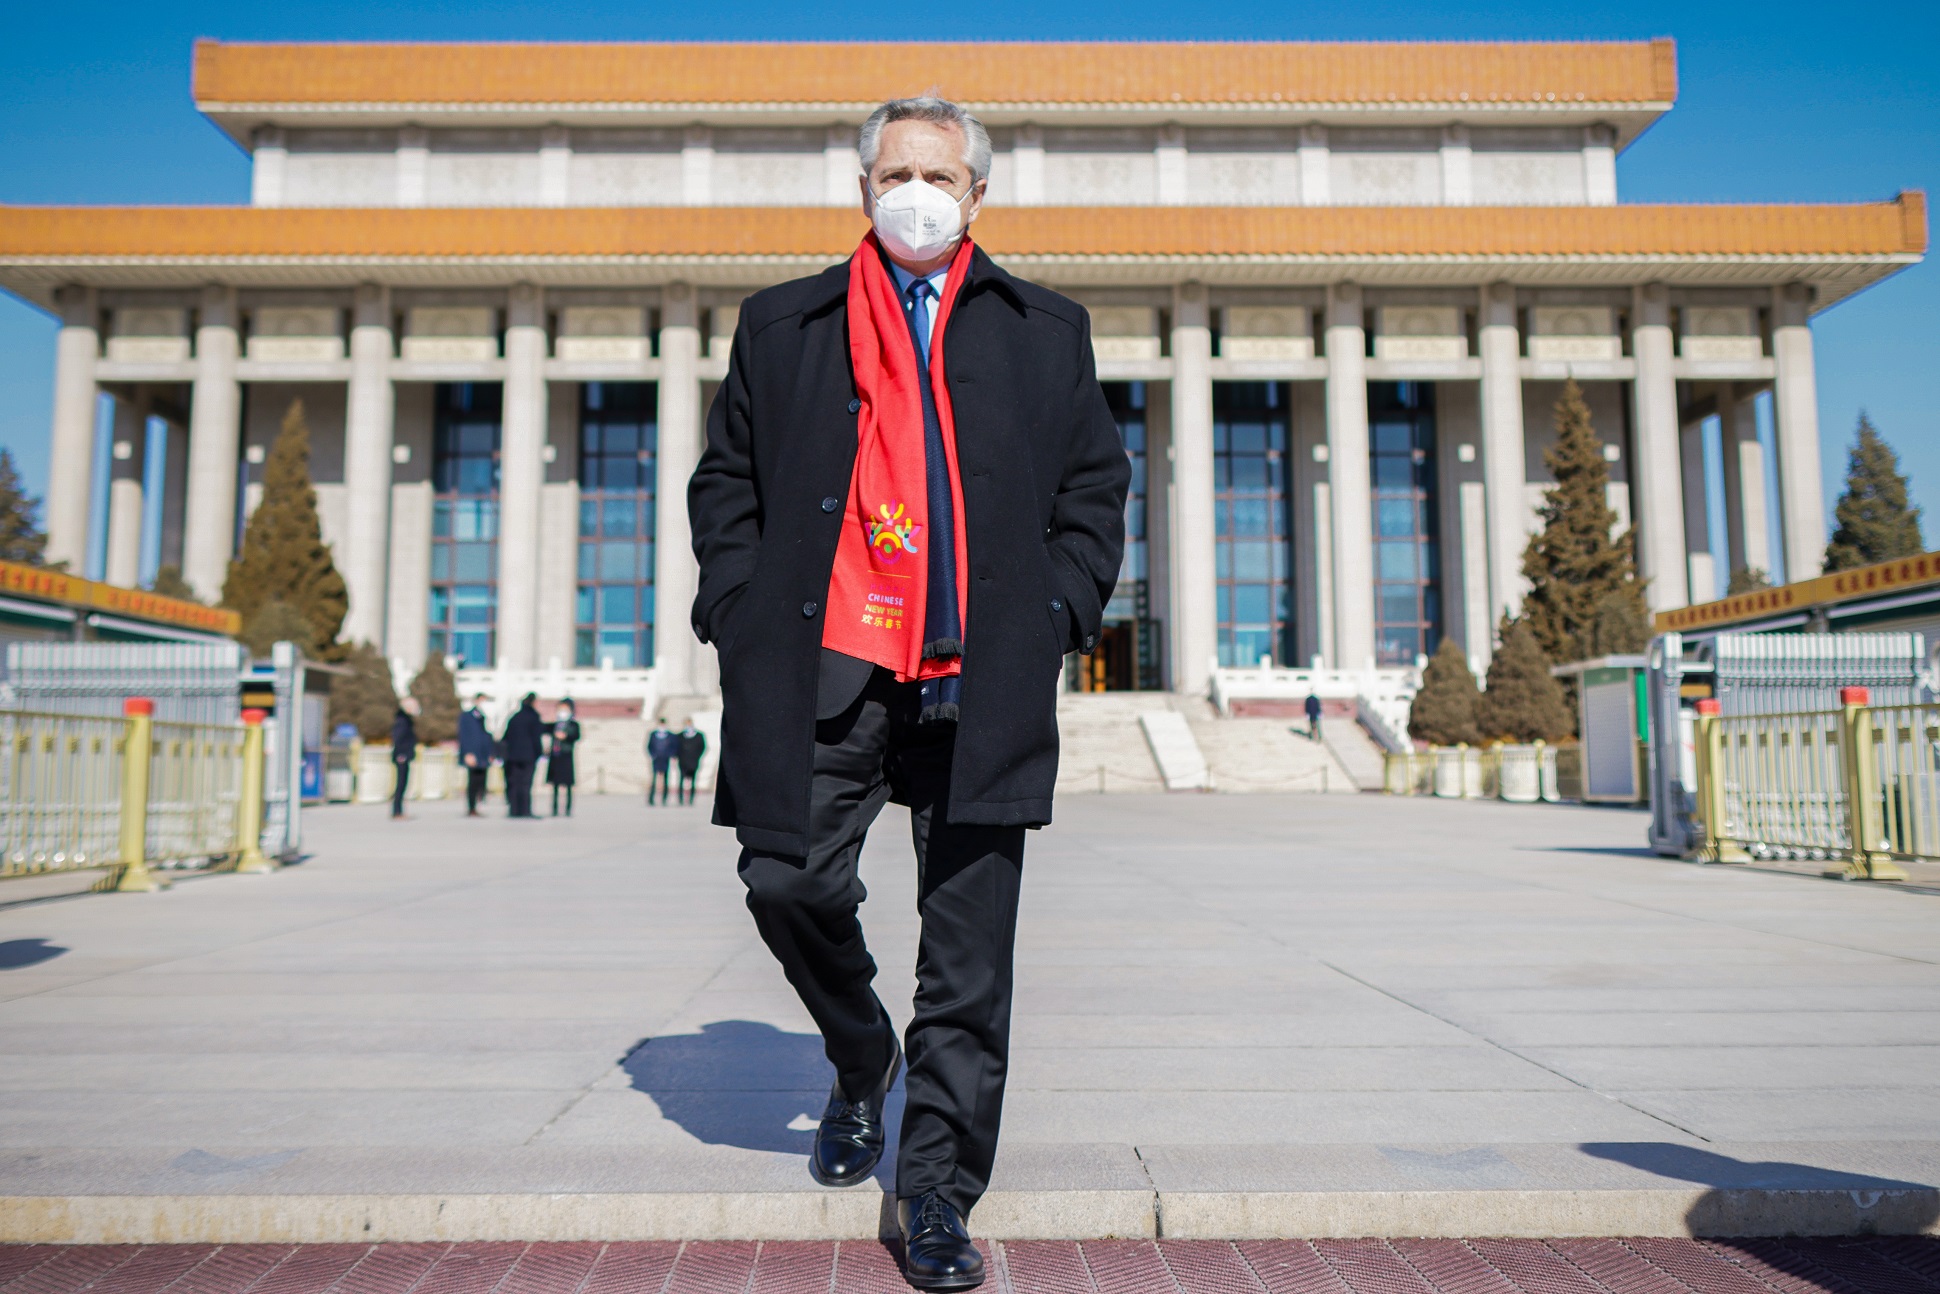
[221,400,350,660]
[1477,617,1573,744]
[0,448,49,565]
[1519,380,1648,666]
[409,653,461,746]
[1589,586,1652,656]
[150,565,200,602]
[1408,637,1482,747]
[1824,413,1924,572]
[239,599,316,658]
[1725,566,1772,595]
[330,641,398,742]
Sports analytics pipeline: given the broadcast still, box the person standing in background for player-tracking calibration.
[501,693,545,819]
[389,697,420,820]
[1304,691,1323,743]
[458,693,493,817]
[547,699,582,817]
[646,720,679,806]
[675,718,706,806]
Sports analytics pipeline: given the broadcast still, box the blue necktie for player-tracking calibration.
[896,275,962,722]
[904,278,934,369]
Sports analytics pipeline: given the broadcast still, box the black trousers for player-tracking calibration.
[738,671,1024,1218]
[465,766,488,813]
[678,766,699,804]
[648,764,672,804]
[390,759,411,816]
[504,761,535,817]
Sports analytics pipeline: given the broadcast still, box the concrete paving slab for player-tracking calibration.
[2,793,1938,1241]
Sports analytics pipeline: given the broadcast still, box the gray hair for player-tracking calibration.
[857,97,992,186]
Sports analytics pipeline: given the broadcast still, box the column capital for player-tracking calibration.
[253,124,286,149]
[1586,122,1617,147]
[54,284,98,327]
[1773,281,1815,326]
[1442,122,1470,146]
[1300,122,1328,147]
[541,123,570,149]
[1325,281,1363,328]
[198,283,238,327]
[399,125,429,150]
[683,124,712,148]
[1158,122,1186,147]
[1633,281,1670,325]
[508,282,545,327]
[1014,122,1042,147]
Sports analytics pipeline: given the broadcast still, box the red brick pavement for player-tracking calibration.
[0,1238,1935,1293]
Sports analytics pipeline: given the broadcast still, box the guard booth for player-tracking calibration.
[1549,655,1648,803]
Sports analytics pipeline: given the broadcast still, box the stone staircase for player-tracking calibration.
[1186,708,1358,794]
[1055,692,1359,795]
[1054,692,1173,795]
[1323,718,1392,791]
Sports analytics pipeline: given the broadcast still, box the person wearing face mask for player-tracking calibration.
[689,97,1128,1291]
[545,699,581,817]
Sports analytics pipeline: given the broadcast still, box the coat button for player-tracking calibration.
[847,398,861,414]
[820,496,839,513]
[1049,598,1063,613]
[1084,635,1097,651]
[802,601,819,618]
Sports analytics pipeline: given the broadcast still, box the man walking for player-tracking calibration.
[689,96,1128,1290]
[646,721,678,806]
[389,697,420,820]
[501,692,544,819]
[675,718,706,806]
[458,693,493,816]
[1304,691,1323,742]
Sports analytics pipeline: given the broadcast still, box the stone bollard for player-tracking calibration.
[233,709,273,874]
[115,698,163,892]
[1834,686,1907,882]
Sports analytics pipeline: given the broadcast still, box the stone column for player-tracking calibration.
[1478,282,1527,626]
[655,284,705,695]
[1012,125,1045,205]
[342,284,396,647]
[1324,282,1374,667]
[183,285,243,601]
[396,126,428,206]
[1155,124,1188,204]
[1168,283,1216,695]
[1630,283,1689,610]
[1717,384,1772,581]
[1772,283,1826,581]
[497,283,548,668]
[1298,124,1330,205]
[824,126,860,205]
[44,285,100,572]
[682,128,713,205]
[1680,418,1717,603]
[539,125,571,206]
[1584,125,1618,206]
[105,393,149,588]
[251,127,287,206]
[1440,124,1473,205]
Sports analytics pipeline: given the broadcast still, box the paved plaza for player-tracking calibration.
[1,792,1938,1245]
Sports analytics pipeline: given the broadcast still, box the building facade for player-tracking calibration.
[0,38,1924,703]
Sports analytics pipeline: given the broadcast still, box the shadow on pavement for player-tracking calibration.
[0,938,68,969]
[1581,1142,1940,1238]
[622,1020,905,1173]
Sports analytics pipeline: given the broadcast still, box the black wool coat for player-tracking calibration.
[689,245,1131,856]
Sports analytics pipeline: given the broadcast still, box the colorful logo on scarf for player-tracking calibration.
[867,502,922,564]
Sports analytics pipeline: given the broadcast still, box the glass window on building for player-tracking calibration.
[1214,382,1295,668]
[576,382,657,668]
[1078,382,1162,691]
[429,383,501,667]
[1369,382,1442,666]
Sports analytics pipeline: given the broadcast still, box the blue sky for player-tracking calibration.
[2,1,1934,572]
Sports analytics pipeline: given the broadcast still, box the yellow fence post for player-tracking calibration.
[232,708,273,874]
[1835,686,1908,882]
[1693,700,1748,863]
[114,698,163,892]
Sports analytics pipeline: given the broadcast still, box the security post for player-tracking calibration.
[1692,700,1746,863]
[1835,686,1908,882]
[233,708,272,874]
[114,698,162,893]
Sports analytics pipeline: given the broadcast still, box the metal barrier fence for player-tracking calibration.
[0,700,268,892]
[1384,744,1563,803]
[1693,688,1914,881]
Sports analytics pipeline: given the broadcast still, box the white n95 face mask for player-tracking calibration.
[870,178,970,262]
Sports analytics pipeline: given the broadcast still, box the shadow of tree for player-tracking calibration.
[621,1019,904,1175]
[0,939,67,970]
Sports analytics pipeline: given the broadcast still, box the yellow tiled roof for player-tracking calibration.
[0,196,1922,260]
[191,38,1679,107]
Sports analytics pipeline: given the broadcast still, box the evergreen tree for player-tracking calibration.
[150,564,200,602]
[1408,637,1482,747]
[1477,617,1573,744]
[221,400,349,660]
[1725,566,1773,595]
[238,599,316,659]
[330,641,398,742]
[1824,413,1924,572]
[408,653,461,746]
[1589,585,1652,656]
[0,448,49,565]
[1519,380,1649,666]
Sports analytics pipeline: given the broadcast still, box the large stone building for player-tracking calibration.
[0,38,1925,706]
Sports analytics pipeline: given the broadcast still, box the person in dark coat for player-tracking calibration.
[1305,691,1324,742]
[389,697,420,820]
[546,699,582,817]
[457,693,494,816]
[687,97,1127,1288]
[675,718,705,806]
[645,722,679,805]
[500,693,545,819]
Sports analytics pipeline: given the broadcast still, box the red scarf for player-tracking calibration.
[822,233,973,684]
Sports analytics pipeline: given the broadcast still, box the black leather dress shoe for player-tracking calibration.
[897,1190,985,1291]
[809,1039,901,1187]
